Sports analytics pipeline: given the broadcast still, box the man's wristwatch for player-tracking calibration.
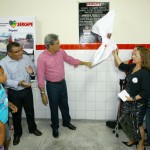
[30,72,35,76]
[41,91,45,94]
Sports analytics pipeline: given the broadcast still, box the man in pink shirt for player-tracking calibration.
[37,34,92,138]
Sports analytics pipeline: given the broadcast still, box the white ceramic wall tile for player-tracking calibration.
[69,111,76,119]
[75,101,85,111]
[86,111,95,119]
[85,82,96,92]
[86,102,95,111]
[68,101,76,111]
[116,84,121,93]
[85,71,97,82]
[65,71,76,81]
[96,72,107,81]
[107,60,118,72]
[95,111,106,120]
[95,92,106,101]
[106,91,118,102]
[106,101,117,111]
[46,109,50,119]
[68,91,76,101]
[85,92,95,102]
[76,111,86,119]
[106,72,118,82]
[35,100,48,109]
[95,102,106,111]
[96,82,107,92]
[76,92,86,101]
[96,61,108,72]
[35,109,48,118]
[66,81,76,92]
[106,81,118,92]
[75,71,86,81]
[105,110,117,120]
[75,82,86,92]
[118,71,126,80]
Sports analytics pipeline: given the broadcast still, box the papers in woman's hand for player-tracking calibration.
[118,90,130,102]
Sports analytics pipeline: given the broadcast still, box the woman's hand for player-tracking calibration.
[125,96,133,101]
[112,49,118,57]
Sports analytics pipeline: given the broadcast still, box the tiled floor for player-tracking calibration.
[9,119,149,150]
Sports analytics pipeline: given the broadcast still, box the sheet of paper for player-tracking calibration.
[118,90,130,102]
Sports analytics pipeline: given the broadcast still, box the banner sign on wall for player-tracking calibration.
[0,16,35,61]
[79,2,109,44]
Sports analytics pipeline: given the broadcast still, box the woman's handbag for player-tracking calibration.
[119,101,141,142]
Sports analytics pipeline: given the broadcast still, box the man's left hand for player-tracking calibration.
[25,66,34,75]
[84,62,93,67]
[9,102,18,113]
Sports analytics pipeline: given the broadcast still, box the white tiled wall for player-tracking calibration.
[33,49,132,120]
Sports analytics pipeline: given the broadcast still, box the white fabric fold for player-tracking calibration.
[91,10,117,67]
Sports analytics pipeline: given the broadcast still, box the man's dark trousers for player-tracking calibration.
[8,88,37,137]
[46,80,71,129]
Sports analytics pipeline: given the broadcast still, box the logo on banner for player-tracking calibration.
[9,20,17,28]
[9,20,33,28]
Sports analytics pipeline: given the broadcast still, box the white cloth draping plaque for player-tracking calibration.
[91,10,117,67]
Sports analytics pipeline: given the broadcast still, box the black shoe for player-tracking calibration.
[144,128,147,133]
[30,129,42,136]
[106,121,117,129]
[63,123,76,130]
[13,135,21,145]
[122,141,138,147]
[52,129,59,138]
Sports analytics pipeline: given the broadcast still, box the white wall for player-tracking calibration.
[0,0,150,44]
[1,0,150,120]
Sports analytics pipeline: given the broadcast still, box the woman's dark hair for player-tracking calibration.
[138,48,150,70]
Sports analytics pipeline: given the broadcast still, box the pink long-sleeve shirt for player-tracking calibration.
[37,49,80,88]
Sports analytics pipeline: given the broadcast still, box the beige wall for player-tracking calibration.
[0,0,150,44]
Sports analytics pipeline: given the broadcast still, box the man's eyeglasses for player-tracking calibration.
[10,49,23,54]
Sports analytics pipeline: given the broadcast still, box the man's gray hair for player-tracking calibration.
[44,34,58,49]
